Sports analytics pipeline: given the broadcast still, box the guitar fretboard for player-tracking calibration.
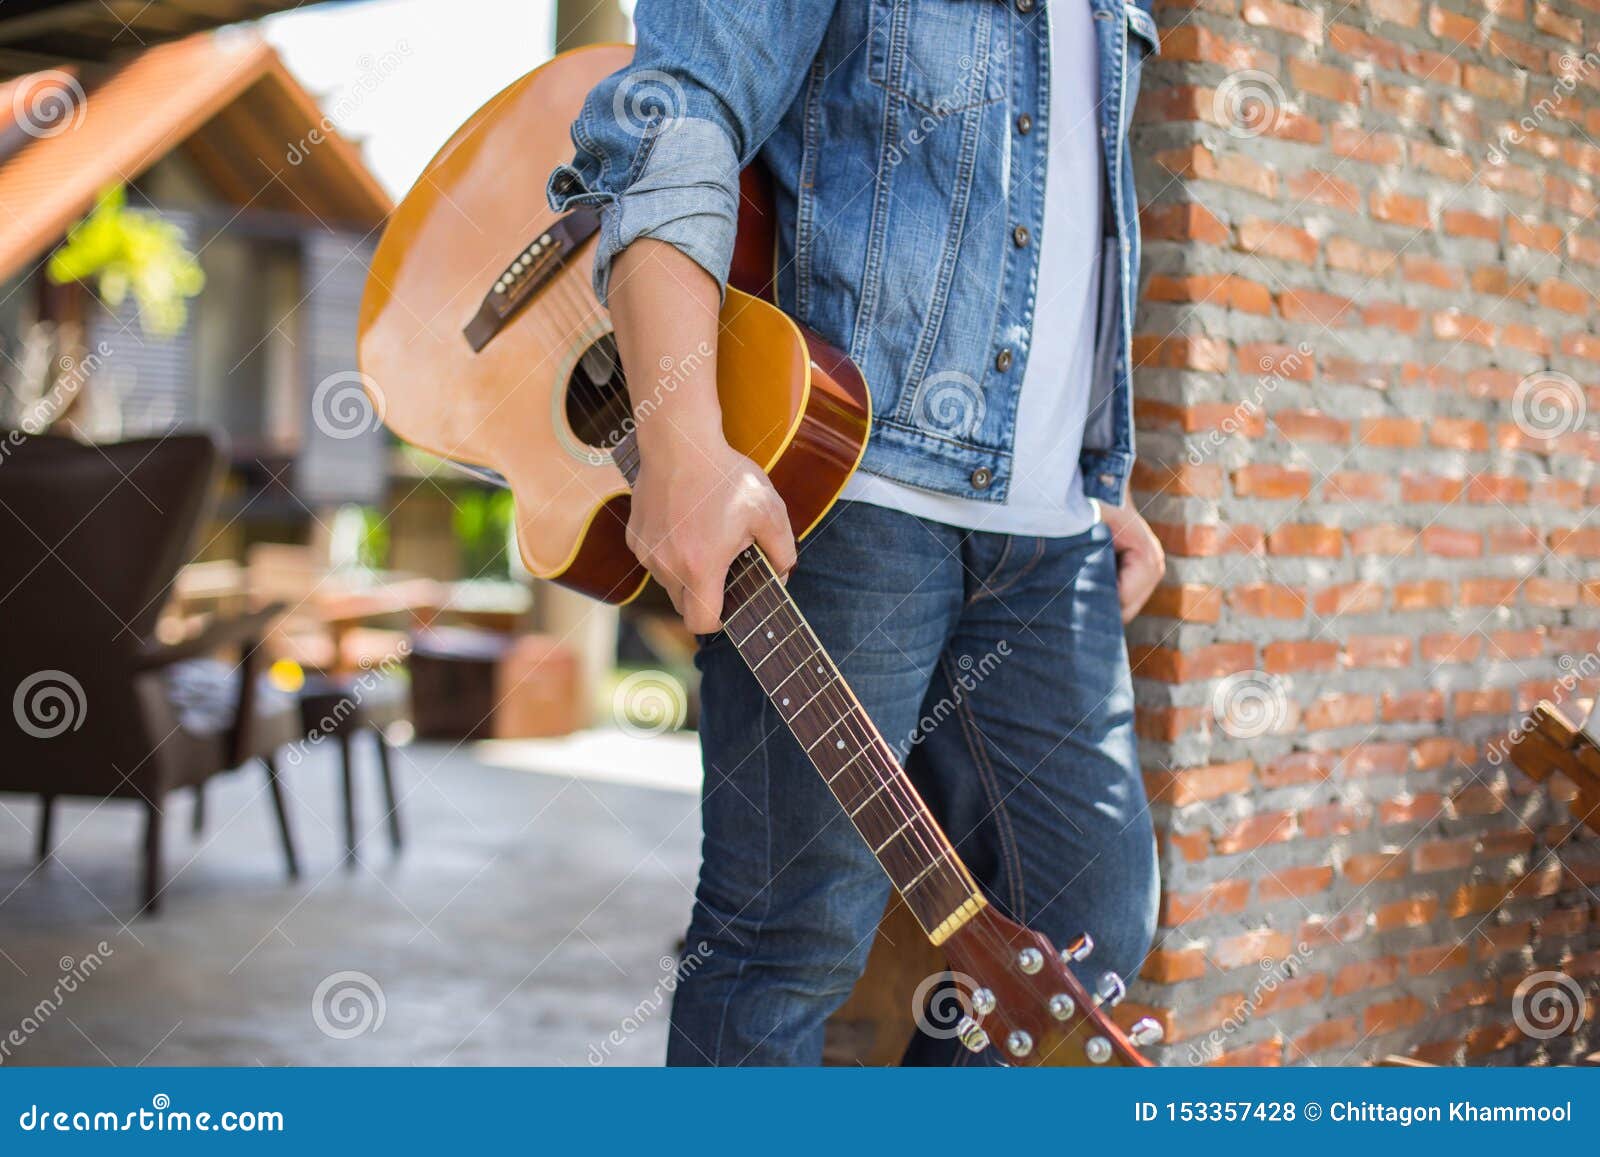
[720,548,983,942]
[613,434,983,944]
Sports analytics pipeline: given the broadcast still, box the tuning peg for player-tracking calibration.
[955,1016,989,1054]
[1005,1030,1034,1058]
[971,987,996,1016]
[1094,971,1126,1008]
[1048,993,1077,1021]
[1128,1018,1164,1047]
[1060,933,1093,964]
[1084,1036,1113,1064]
[1015,947,1044,974]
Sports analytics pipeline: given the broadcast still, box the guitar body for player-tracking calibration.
[360,45,1156,1069]
[358,44,869,607]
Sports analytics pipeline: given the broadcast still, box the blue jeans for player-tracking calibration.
[666,501,1159,1066]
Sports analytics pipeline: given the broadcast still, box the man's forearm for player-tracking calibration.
[608,239,723,459]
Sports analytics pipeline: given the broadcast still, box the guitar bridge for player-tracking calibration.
[462,205,601,352]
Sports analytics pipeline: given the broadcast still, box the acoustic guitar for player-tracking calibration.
[358,43,1159,1067]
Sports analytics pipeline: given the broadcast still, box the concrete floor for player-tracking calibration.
[0,734,705,1066]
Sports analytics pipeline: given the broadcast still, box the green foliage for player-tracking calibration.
[357,507,390,571]
[46,186,205,337]
[453,488,515,580]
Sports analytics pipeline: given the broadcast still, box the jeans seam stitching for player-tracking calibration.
[946,655,1027,922]
[965,536,1014,606]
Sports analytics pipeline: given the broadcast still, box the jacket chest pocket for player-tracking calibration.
[868,0,1003,116]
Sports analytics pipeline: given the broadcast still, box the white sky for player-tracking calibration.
[259,0,565,197]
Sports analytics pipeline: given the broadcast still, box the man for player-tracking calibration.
[549,0,1163,1065]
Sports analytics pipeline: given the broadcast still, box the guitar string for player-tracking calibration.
[512,284,989,934]
[528,282,995,931]
[496,281,1118,1044]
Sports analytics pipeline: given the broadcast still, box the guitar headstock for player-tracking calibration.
[937,906,1161,1066]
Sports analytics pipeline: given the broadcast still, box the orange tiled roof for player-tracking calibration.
[0,33,390,283]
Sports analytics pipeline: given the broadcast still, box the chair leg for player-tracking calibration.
[373,728,403,852]
[141,795,165,916]
[339,729,357,869]
[36,795,55,864]
[191,783,206,836]
[262,754,300,880]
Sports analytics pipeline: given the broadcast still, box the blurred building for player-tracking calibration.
[0,33,392,518]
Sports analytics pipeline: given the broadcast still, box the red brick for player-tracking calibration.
[1276,409,1350,443]
[1292,1017,1360,1057]
[1143,583,1223,622]
[1161,879,1252,925]
[1264,640,1340,673]
[1314,581,1385,616]
[1259,864,1335,902]
[1267,524,1344,557]
[1359,416,1423,447]
[1216,810,1298,853]
[1334,956,1402,997]
[1229,583,1308,619]
[1145,760,1255,805]
[1130,642,1256,682]
[1345,634,1412,668]
[1142,947,1209,983]
[1374,894,1439,930]
[1365,995,1428,1035]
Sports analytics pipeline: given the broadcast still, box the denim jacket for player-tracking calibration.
[548,0,1158,506]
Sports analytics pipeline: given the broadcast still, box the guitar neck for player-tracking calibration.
[613,434,984,945]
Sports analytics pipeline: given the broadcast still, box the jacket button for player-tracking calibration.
[1013,225,1031,248]
[994,348,1013,372]
[1016,112,1033,135]
[1017,0,1035,11]
[971,467,994,490]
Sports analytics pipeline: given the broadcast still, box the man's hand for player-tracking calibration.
[1099,498,1165,623]
[626,435,796,634]
[606,240,795,634]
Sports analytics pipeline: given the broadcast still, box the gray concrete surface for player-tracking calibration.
[0,736,704,1066]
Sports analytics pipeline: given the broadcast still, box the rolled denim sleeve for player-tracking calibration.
[546,0,840,304]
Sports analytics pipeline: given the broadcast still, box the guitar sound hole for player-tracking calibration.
[563,333,631,451]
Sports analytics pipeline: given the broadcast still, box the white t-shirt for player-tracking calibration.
[842,1,1104,536]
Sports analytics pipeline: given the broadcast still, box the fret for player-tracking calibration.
[846,777,892,817]
[872,816,916,855]
[802,714,852,755]
[597,478,986,945]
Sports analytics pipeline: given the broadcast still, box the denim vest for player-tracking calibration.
[549,0,1158,506]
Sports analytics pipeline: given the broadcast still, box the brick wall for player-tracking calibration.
[1125,0,1600,1064]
